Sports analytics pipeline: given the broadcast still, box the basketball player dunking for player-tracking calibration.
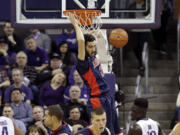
[68,14,123,135]
[0,116,24,135]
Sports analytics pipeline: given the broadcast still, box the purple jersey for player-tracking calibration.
[76,127,109,135]
[50,121,73,135]
[24,47,49,66]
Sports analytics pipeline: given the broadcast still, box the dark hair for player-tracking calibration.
[69,105,81,114]
[3,21,11,28]
[58,41,68,48]
[26,125,43,135]
[47,105,64,121]
[134,98,148,109]
[84,34,96,46]
[24,35,35,43]
[57,40,75,65]
[11,88,22,95]
[91,108,105,117]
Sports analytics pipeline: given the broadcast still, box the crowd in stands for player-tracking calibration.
[0,21,90,134]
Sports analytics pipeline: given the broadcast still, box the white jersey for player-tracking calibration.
[0,116,14,135]
[137,118,159,135]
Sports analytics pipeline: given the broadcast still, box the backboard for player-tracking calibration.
[11,0,162,29]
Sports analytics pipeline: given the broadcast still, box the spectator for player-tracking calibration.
[29,106,49,135]
[76,108,111,135]
[4,68,33,104]
[66,106,88,134]
[0,66,10,105]
[29,29,51,54]
[64,70,88,102]
[3,105,26,134]
[15,51,37,86]
[56,28,78,54]
[0,36,16,67]
[10,88,33,126]
[44,105,73,135]
[15,51,38,104]
[24,36,49,73]
[38,53,69,85]
[39,72,66,108]
[57,41,77,70]
[3,21,25,53]
[0,66,10,89]
[63,85,88,122]
[26,125,44,135]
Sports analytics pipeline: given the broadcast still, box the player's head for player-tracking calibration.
[131,98,148,121]
[84,34,96,58]
[44,105,64,128]
[91,108,107,133]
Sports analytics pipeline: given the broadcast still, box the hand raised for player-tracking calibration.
[69,14,78,26]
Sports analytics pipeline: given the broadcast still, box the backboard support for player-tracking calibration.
[11,0,162,29]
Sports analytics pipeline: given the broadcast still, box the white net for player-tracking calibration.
[64,10,102,34]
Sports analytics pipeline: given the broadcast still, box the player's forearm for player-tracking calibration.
[73,23,85,60]
[73,24,84,44]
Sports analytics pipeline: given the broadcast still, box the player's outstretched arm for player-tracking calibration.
[69,14,85,61]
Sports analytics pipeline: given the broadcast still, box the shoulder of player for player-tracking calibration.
[128,123,142,135]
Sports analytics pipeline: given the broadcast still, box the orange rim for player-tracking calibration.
[63,9,101,26]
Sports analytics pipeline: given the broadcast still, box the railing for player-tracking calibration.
[135,42,149,97]
[142,42,149,93]
[178,10,180,72]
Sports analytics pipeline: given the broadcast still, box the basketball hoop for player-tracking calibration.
[63,9,102,33]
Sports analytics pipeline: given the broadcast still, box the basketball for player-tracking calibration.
[109,28,128,48]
